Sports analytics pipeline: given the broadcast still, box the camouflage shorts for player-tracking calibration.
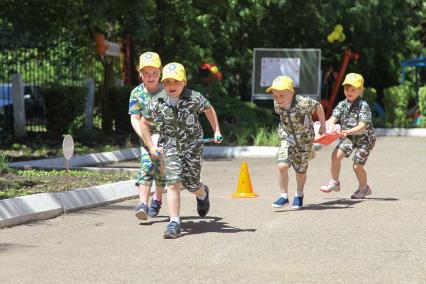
[135,147,166,187]
[163,144,203,192]
[336,137,376,165]
[277,140,312,174]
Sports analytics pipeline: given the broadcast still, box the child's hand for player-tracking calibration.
[148,146,163,158]
[214,132,223,144]
[318,124,326,136]
[341,130,350,137]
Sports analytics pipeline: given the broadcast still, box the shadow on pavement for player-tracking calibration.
[303,198,364,210]
[179,216,257,237]
[275,197,399,212]
[139,216,170,226]
[0,243,36,252]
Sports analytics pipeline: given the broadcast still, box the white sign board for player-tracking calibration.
[261,57,301,87]
[62,135,74,160]
[252,48,321,101]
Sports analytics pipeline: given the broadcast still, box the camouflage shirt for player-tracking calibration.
[143,88,211,151]
[274,95,319,150]
[128,83,164,135]
[332,98,375,144]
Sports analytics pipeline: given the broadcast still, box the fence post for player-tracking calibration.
[12,74,27,138]
[85,78,95,130]
[102,60,113,131]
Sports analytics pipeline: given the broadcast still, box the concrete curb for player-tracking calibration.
[204,146,278,158]
[374,128,426,137]
[10,148,141,169]
[56,180,137,212]
[0,193,63,228]
[0,180,137,228]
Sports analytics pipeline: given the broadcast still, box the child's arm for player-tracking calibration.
[342,122,367,137]
[326,116,338,125]
[315,104,326,135]
[203,106,222,143]
[140,117,161,156]
[130,114,143,140]
[325,116,339,134]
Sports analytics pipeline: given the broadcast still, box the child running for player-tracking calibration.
[141,62,222,239]
[320,73,376,199]
[128,51,166,220]
[268,75,326,209]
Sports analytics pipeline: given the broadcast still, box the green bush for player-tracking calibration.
[251,127,280,146]
[418,86,426,127]
[363,87,377,109]
[43,86,86,137]
[383,83,416,127]
[109,85,134,133]
[201,94,278,145]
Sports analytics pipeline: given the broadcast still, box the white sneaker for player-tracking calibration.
[320,180,340,193]
[350,186,372,199]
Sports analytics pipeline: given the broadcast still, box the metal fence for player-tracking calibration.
[0,29,118,138]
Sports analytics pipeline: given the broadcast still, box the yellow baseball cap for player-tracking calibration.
[342,73,364,88]
[138,52,161,70]
[161,62,186,82]
[266,76,294,92]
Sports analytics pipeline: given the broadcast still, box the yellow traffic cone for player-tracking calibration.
[232,161,257,198]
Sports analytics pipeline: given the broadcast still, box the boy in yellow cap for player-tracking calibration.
[320,73,376,199]
[267,75,326,209]
[128,51,166,220]
[141,62,222,238]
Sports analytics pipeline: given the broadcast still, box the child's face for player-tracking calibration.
[272,89,293,105]
[343,85,363,102]
[163,78,186,98]
[140,66,161,91]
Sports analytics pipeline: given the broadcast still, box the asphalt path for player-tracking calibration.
[1,137,425,283]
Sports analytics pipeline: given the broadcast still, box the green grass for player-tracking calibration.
[0,152,10,174]
[0,169,132,200]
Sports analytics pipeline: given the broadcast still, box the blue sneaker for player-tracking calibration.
[163,221,182,239]
[148,199,162,217]
[197,185,210,217]
[135,203,149,220]
[272,197,289,208]
[292,196,304,209]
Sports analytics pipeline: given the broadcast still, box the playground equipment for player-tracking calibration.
[401,56,426,83]
[400,56,426,126]
[200,63,222,83]
[321,49,359,118]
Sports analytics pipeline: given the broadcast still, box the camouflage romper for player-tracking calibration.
[275,95,320,174]
[332,98,376,165]
[128,83,166,187]
[143,88,211,192]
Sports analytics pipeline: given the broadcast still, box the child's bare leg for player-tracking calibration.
[331,149,345,181]
[138,184,151,204]
[154,186,164,200]
[167,183,182,219]
[353,164,367,188]
[277,163,290,194]
[295,172,307,195]
[193,184,207,198]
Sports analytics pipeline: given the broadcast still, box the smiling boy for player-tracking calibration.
[140,62,222,238]
[320,73,376,199]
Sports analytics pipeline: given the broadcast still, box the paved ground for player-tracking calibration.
[1,137,425,283]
